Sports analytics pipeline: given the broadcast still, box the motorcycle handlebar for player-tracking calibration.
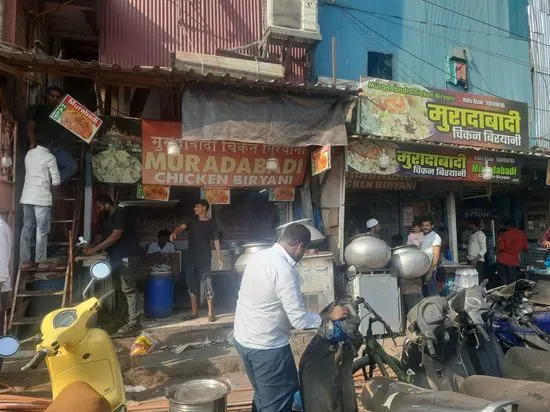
[99,289,116,305]
[21,349,48,371]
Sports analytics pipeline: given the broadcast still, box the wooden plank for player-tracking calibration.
[175,51,285,80]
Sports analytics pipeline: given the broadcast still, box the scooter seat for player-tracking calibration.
[461,375,550,412]
[504,347,550,383]
[363,377,502,412]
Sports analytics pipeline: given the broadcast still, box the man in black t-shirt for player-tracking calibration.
[27,86,78,183]
[171,200,223,322]
[84,195,142,334]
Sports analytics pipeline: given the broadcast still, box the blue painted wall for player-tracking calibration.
[315,0,532,108]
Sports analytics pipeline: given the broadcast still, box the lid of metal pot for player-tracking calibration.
[167,379,231,404]
[276,218,313,231]
[242,242,273,248]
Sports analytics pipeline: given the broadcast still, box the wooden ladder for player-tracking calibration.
[8,144,85,332]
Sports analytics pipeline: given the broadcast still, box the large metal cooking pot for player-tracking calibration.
[390,245,432,280]
[234,242,273,274]
[276,219,325,244]
[344,234,391,271]
[167,378,231,412]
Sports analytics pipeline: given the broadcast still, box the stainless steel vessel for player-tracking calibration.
[276,218,325,244]
[390,245,431,279]
[167,379,231,412]
[234,242,272,274]
[344,234,391,271]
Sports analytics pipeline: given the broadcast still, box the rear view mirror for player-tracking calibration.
[90,261,111,280]
[0,336,20,357]
[83,261,112,298]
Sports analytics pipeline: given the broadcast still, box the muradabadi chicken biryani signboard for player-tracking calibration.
[142,120,307,187]
[357,79,529,151]
[347,140,521,183]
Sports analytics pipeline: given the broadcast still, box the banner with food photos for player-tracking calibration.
[347,140,521,184]
[357,78,529,151]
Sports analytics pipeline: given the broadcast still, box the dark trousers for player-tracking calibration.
[402,293,423,318]
[475,261,486,283]
[185,262,214,300]
[423,270,439,297]
[235,341,298,412]
[497,262,519,286]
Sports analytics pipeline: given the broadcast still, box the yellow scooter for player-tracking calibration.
[19,261,126,411]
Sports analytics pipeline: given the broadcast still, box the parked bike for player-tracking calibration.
[488,279,550,351]
[398,281,550,411]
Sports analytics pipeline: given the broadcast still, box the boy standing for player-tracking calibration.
[171,200,223,322]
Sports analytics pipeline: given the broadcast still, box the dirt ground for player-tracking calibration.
[0,310,406,411]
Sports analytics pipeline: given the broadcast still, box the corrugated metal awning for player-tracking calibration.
[0,42,356,97]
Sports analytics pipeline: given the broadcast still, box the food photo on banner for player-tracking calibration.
[141,120,307,187]
[357,78,529,151]
[347,140,521,183]
[92,117,143,184]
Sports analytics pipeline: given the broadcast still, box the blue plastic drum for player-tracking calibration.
[145,271,174,318]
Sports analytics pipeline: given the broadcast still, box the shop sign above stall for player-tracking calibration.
[142,120,307,187]
[50,95,102,143]
[346,173,418,191]
[348,140,521,183]
[357,79,529,151]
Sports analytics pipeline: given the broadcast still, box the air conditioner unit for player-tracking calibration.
[262,0,321,47]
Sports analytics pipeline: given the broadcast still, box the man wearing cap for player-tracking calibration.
[366,218,381,237]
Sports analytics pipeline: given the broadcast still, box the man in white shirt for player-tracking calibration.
[147,230,176,254]
[420,217,442,297]
[466,217,487,282]
[19,142,60,270]
[234,223,348,412]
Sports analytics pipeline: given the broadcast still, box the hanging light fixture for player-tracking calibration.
[266,157,279,171]
[378,148,390,169]
[104,124,123,145]
[167,140,181,155]
[481,160,493,180]
[266,143,279,171]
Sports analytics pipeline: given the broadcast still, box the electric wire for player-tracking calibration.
[342,9,550,116]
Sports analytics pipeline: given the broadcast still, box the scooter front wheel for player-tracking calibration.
[353,354,403,382]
